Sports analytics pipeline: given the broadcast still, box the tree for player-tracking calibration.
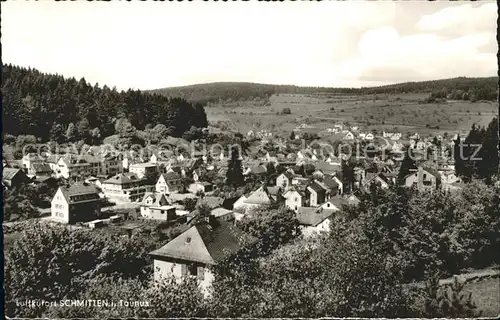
[226,148,244,188]
[281,107,291,115]
[476,117,499,183]
[65,122,77,142]
[341,158,356,192]
[397,146,416,185]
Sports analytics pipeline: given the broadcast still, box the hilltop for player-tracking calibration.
[150,77,498,104]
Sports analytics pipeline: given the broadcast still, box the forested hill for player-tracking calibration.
[150,77,498,103]
[2,64,208,142]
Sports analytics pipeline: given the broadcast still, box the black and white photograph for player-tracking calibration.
[2,1,499,318]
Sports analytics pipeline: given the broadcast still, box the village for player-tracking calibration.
[2,118,469,291]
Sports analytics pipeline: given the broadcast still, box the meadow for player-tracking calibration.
[206,93,498,138]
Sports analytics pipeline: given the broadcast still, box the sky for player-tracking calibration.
[2,1,497,91]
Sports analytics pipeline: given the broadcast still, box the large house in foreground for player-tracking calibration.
[51,183,101,224]
[149,221,258,294]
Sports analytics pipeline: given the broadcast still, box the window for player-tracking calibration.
[326,203,330,207]
[294,197,298,202]
[197,266,205,280]
[185,237,191,244]
[188,264,197,277]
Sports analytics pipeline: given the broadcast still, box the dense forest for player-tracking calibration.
[2,64,208,142]
[151,77,498,104]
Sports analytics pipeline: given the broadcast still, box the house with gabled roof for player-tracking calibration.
[29,163,52,177]
[306,181,327,207]
[51,183,101,224]
[244,186,274,211]
[404,166,440,192]
[276,172,296,190]
[156,172,182,194]
[2,168,31,189]
[296,206,336,238]
[140,192,176,221]
[283,187,305,212]
[149,220,258,294]
[361,172,391,192]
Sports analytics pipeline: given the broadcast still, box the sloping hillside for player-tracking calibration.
[150,77,498,104]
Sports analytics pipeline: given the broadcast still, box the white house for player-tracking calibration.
[101,173,154,203]
[51,183,101,224]
[344,131,355,140]
[156,172,183,194]
[149,221,258,295]
[129,163,158,179]
[140,192,176,221]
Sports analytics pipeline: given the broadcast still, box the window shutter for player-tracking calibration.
[197,266,204,280]
[181,264,187,276]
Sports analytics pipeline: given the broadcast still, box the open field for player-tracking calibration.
[206,93,498,138]
[464,276,500,317]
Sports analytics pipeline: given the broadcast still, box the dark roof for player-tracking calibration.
[297,207,336,227]
[307,181,327,194]
[2,168,23,180]
[103,173,142,185]
[31,163,52,172]
[323,176,340,189]
[59,183,100,204]
[149,221,258,265]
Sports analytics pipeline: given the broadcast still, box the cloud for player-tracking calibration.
[1,1,496,89]
[416,3,497,34]
[335,26,496,83]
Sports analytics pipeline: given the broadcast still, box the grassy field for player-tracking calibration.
[206,93,497,138]
[464,276,500,317]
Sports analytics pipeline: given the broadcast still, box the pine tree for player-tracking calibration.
[453,135,466,177]
[65,123,77,142]
[397,146,417,185]
[226,148,244,188]
[476,117,499,183]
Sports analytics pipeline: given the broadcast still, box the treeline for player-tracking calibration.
[150,82,359,104]
[151,77,498,104]
[365,76,498,99]
[454,117,499,183]
[2,64,208,142]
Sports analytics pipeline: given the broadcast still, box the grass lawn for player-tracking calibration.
[463,276,500,317]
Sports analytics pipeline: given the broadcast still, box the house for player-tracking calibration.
[323,175,343,195]
[140,192,176,221]
[156,172,183,194]
[149,221,258,294]
[296,207,336,238]
[390,133,402,141]
[51,183,101,224]
[283,188,305,212]
[344,193,361,206]
[365,133,374,140]
[439,170,462,192]
[22,153,44,170]
[361,172,391,192]
[210,208,235,222]
[2,168,31,189]
[276,172,296,190]
[29,163,53,177]
[265,186,282,202]
[129,163,159,180]
[101,172,154,203]
[404,167,440,192]
[55,155,92,179]
[232,194,248,214]
[192,169,202,182]
[198,196,225,210]
[243,164,267,176]
[188,181,214,194]
[320,197,348,211]
[306,182,327,207]
[244,186,273,211]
